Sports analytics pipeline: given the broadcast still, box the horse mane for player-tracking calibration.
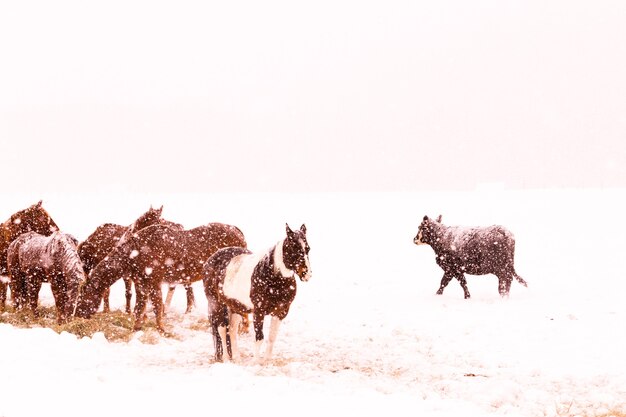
[50,233,85,281]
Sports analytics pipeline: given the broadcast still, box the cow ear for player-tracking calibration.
[300,224,307,234]
[436,215,442,222]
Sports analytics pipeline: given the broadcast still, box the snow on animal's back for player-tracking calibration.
[222,251,264,309]
[444,225,512,252]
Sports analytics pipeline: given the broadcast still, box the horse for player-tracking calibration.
[77,223,127,312]
[413,215,527,298]
[7,231,86,323]
[75,222,247,334]
[0,201,60,309]
[202,224,312,363]
[78,206,190,314]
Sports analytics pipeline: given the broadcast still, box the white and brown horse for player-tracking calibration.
[7,231,85,323]
[203,224,312,363]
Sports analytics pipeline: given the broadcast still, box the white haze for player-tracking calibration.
[1,0,625,193]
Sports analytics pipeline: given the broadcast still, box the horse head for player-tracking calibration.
[6,200,59,240]
[283,223,312,282]
[414,215,442,245]
[130,205,163,233]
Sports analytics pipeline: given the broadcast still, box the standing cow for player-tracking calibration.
[413,215,527,298]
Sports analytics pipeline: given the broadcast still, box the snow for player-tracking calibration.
[1,189,625,417]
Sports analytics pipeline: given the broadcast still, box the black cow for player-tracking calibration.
[413,215,527,298]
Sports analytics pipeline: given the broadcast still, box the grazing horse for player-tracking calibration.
[413,215,527,298]
[77,223,127,312]
[78,206,191,314]
[75,222,247,334]
[203,224,312,363]
[7,231,85,323]
[0,201,60,309]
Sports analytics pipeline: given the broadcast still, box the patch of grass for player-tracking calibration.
[1,307,135,342]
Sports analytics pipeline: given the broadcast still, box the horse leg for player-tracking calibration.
[148,280,167,335]
[457,274,471,299]
[0,281,7,310]
[497,272,511,297]
[132,281,148,331]
[164,284,175,310]
[28,278,44,317]
[102,288,111,313]
[253,311,266,362]
[436,272,454,295]
[228,313,242,361]
[49,275,67,324]
[124,277,133,314]
[185,283,195,314]
[264,315,282,361]
[208,298,228,362]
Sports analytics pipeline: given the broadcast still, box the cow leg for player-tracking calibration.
[497,273,512,297]
[436,273,454,295]
[124,277,133,314]
[457,274,471,299]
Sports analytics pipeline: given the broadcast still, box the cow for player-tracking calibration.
[414,215,527,298]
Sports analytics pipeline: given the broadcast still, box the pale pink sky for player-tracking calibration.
[1,0,625,193]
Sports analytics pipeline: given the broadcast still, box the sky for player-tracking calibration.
[1,0,625,193]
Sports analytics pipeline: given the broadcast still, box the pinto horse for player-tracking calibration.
[203,224,312,363]
[0,201,60,309]
[414,215,527,298]
[75,222,247,334]
[7,231,85,323]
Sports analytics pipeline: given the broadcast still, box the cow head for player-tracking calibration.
[413,215,442,245]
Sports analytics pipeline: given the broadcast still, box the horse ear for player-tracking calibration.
[436,215,442,222]
[300,224,307,234]
[423,215,429,221]
[286,223,294,235]
[37,200,43,207]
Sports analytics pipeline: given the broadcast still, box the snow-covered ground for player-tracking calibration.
[1,189,625,417]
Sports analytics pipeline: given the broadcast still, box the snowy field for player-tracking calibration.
[1,189,625,417]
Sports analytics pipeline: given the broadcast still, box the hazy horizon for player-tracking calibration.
[1,1,625,193]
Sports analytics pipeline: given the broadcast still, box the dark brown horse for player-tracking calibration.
[77,223,127,312]
[7,231,85,323]
[76,222,247,334]
[0,201,60,309]
[78,206,186,314]
[203,224,312,363]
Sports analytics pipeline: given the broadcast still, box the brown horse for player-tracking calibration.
[0,201,60,309]
[78,206,186,313]
[76,222,247,334]
[7,231,85,323]
[77,223,127,312]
